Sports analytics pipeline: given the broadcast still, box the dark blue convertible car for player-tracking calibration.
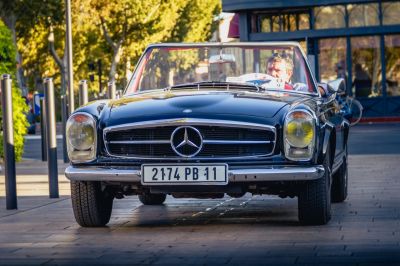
[65,42,349,227]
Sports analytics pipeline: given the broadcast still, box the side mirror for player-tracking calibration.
[327,78,346,95]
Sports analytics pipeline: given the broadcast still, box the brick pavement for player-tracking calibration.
[0,154,399,265]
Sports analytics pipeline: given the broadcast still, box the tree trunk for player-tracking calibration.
[99,18,124,89]
[108,42,122,85]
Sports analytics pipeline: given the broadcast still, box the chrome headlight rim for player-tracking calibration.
[66,112,97,163]
[283,109,316,161]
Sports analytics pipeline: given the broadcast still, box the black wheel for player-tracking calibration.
[71,181,114,227]
[138,193,166,205]
[331,147,348,203]
[298,145,332,225]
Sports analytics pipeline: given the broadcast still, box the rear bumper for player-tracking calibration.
[65,165,325,183]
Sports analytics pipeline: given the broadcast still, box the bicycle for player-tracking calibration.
[338,95,363,126]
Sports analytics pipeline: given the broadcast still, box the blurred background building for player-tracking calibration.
[222,0,400,118]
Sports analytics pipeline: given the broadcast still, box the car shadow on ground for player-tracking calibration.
[114,199,301,228]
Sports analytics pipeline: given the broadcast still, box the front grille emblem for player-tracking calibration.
[171,126,203,157]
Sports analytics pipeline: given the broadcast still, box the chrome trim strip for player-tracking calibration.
[104,118,276,132]
[108,140,170,144]
[65,166,141,182]
[107,140,273,145]
[103,118,277,160]
[203,140,273,144]
[146,42,305,48]
[229,166,324,182]
[65,165,324,182]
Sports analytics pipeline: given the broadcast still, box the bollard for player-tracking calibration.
[108,81,116,100]
[1,74,17,209]
[61,95,69,163]
[44,78,59,198]
[79,80,88,106]
[40,98,47,161]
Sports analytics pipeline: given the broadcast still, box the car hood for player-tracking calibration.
[92,90,315,128]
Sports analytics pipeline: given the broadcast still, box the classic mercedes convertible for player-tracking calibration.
[65,42,349,227]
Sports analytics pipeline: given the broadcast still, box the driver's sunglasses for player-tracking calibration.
[272,52,289,59]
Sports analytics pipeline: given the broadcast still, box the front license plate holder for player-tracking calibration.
[141,164,228,185]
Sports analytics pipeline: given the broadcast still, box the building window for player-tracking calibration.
[319,38,347,83]
[314,6,346,29]
[348,3,379,27]
[382,1,400,25]
[385,35,400,96]
[351,36,381,98]
[256,11,310,33]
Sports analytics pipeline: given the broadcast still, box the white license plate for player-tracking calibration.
[141,164,228,185]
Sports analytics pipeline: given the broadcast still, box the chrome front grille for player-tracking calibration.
[103,119,276,159]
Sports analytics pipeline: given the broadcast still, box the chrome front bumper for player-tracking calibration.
[65,165,325,182]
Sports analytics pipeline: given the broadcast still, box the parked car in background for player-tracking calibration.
[65,42,350,227]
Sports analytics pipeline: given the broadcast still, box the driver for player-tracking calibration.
[266,54,293,84]
[266,54,327,96]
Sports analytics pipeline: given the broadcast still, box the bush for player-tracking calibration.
[0,19,29,162]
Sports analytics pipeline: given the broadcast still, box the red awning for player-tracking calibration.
[228,13,240,39]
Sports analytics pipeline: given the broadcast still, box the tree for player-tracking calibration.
[1,0,222,101]
[168,0,220,43]
[93,0,164,86]
[0,0,64,94]
[0,20,29,161]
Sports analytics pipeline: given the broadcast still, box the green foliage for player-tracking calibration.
[0,22,15,71]
[168,0,221,42]
[0,19,29,161]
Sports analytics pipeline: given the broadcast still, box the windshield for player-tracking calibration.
[125,44,317,95]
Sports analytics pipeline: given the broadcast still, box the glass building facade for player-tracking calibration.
[222,0,400,117]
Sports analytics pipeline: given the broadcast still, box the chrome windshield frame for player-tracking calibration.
[124,42,319,97]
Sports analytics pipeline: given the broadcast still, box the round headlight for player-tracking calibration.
[67,114,96,150]
[66,113,97,163]
[68,122,95,150]
[284,111,314,148]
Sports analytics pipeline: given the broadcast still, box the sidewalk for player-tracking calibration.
[0,159,70,196]
[0,159,70,217]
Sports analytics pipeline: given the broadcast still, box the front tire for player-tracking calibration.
[298,146,332,225]
[71,181,114,227]
[139,193,166,205]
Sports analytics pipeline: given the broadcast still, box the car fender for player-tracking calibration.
[318,122,335,165]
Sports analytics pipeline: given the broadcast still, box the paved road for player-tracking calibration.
[23,136,66,161]
[348,123,400,155]
[0,123,398,265]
